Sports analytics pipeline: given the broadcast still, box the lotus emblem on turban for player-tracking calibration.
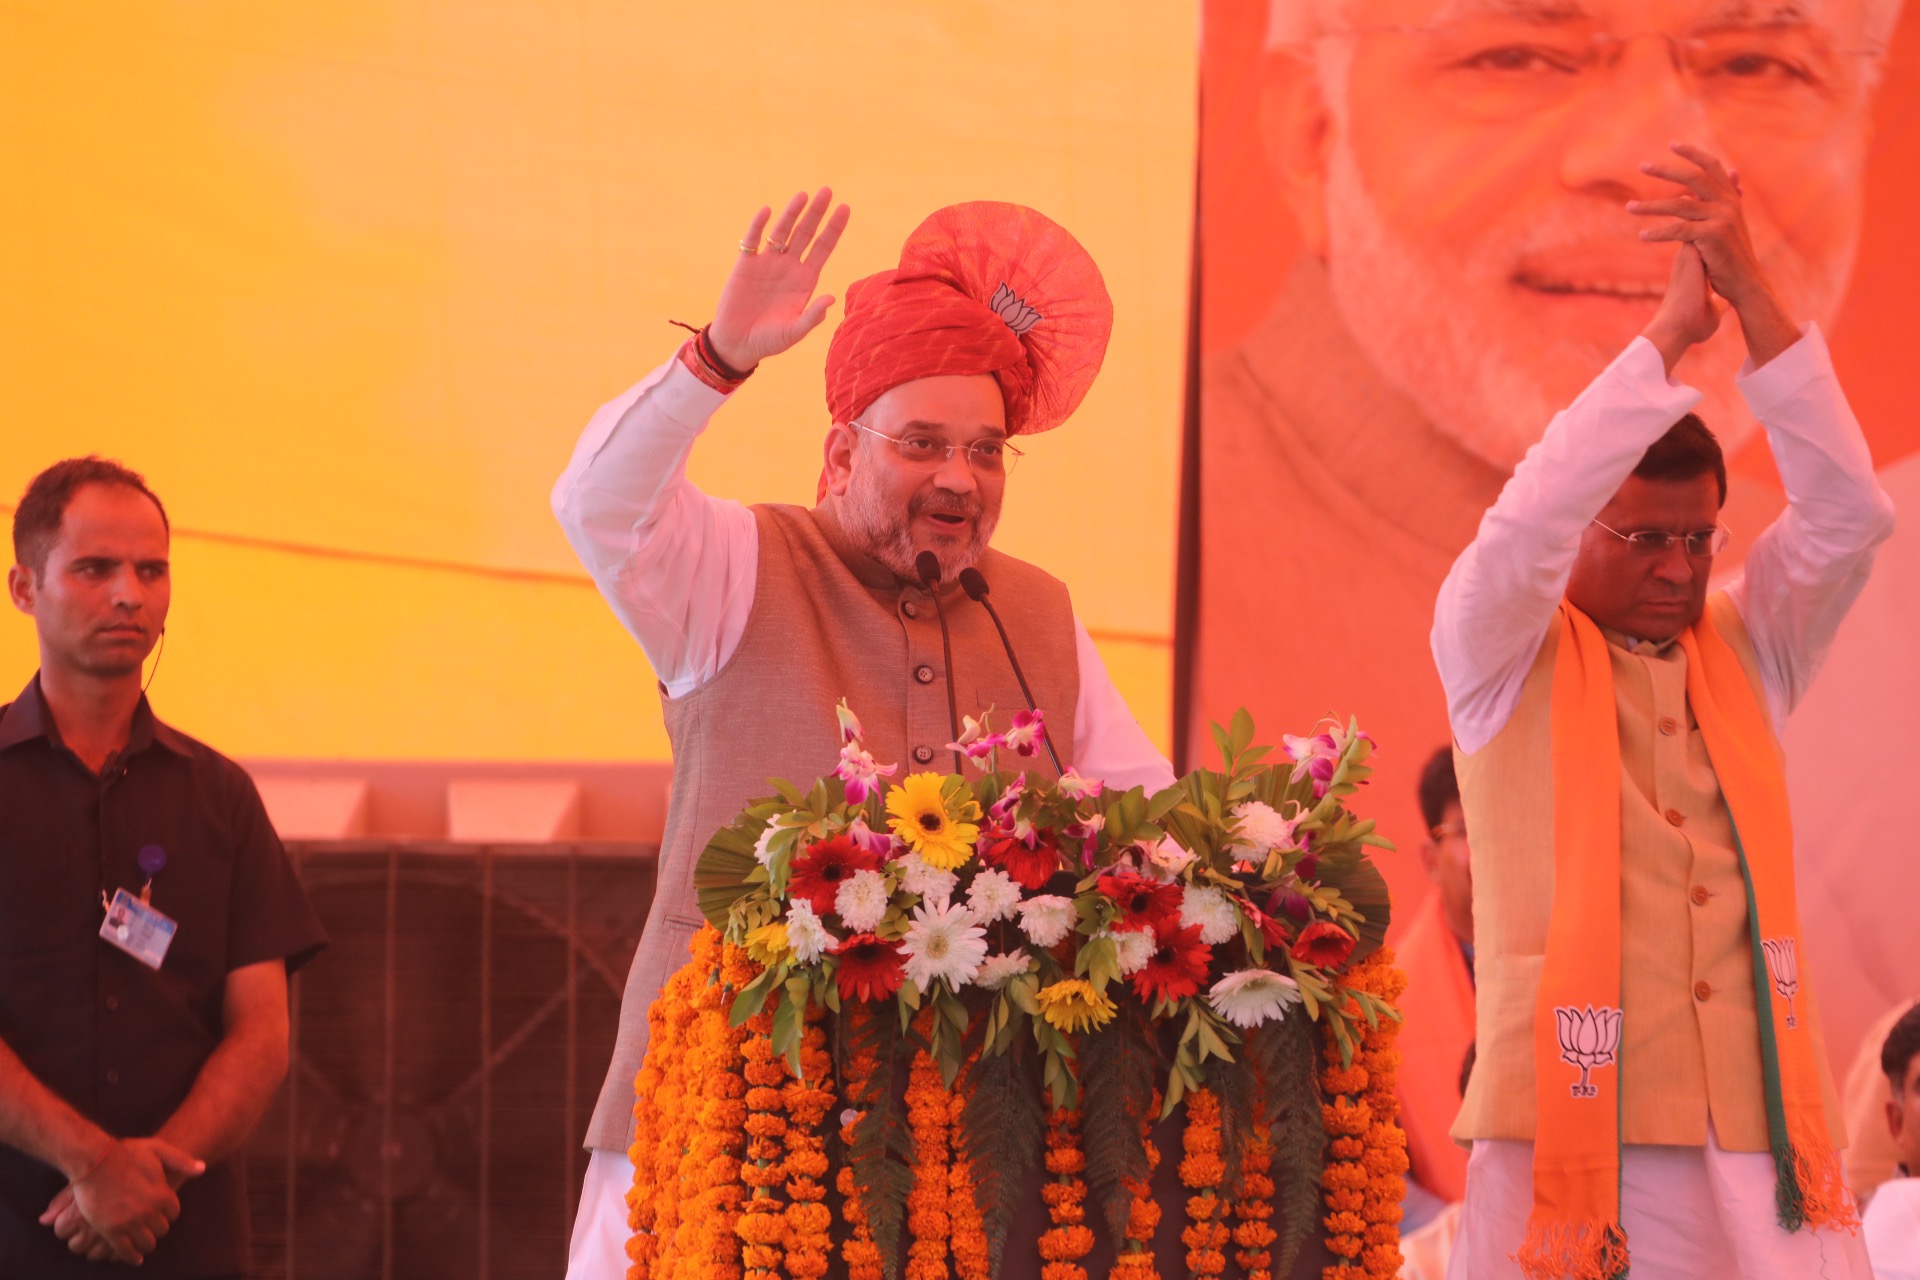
[989,282,1043,336]
[1555,1004,1622,1099]
[1762,937,1801,1030]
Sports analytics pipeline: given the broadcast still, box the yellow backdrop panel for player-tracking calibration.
[0,2,1196,761]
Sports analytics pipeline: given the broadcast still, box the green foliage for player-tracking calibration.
[958,1031,1046,1275]
[836,1006,916,1280]
[1080,999,1162,1250]
[1260,1013,1328,1279]
[695,826,761,930]
[1316,850,1394,963]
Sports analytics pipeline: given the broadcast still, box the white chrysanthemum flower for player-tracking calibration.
[785,900,832,964]
[1228,799,1299,853]
[901,899,989,990]
[1180,885,1240,946]
[897,853,958,906]
[1103,928,1155,977]
[975,951,1032,991]
[966,868,1023,923]
[1017,895,1076,948]
[834,868,890,933]
[753,823,782,867]
[1205,968,1303,1028]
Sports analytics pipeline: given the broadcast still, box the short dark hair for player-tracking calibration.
[1632,413,1727,505]
[1417,745,1459,831]
[11,456,169,574]
[1881,1002,1920,1095]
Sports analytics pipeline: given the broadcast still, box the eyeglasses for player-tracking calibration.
[1326,19,1883,131]
[1430,822,1467,842]
[1591,518,1731,558]
[851,422,1023,477]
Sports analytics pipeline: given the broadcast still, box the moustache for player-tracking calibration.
[911,494,982,522]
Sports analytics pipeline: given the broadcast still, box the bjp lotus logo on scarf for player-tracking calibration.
[1762,937,1801,1029]
[1555,1004,1623,1099]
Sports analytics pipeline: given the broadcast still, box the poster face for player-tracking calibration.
[1187,0,1920,1067]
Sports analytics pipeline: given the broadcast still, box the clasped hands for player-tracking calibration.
[40,1137,205,1266]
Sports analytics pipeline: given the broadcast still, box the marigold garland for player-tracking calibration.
[835,1027,886,1280]
[1179,1087,1229,1278]
[1039,1107,1094,1280]
[1231,1129,1278,1280]
[738,1015,790,1280]
[1318,948,1409,1280]
[946,1073,991,1280]
[781,1015,835,1280]
[1112,1089,1163,1279]
[906,1046,954,1280]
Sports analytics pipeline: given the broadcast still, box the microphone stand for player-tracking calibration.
[957,567,1066,777]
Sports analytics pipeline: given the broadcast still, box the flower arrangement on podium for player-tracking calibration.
[626,702,1407,1280]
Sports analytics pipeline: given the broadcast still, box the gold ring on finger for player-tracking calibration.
[766,240,789,254]
[738,239,758,254]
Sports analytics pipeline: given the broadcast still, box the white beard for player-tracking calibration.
[1318,140,1855,473]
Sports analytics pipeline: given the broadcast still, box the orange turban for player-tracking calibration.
[824,201,1113,435]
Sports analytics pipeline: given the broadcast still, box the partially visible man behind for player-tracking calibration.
[1866,1004,1920,1277]
[1190,0,1903,912]
[1395,747,1476,1210]
[1,458,326,1277]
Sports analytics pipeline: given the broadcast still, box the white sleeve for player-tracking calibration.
[550,358,759,698]
[1432,338,1703,754]
[1722,326,1896,725]
[1068,617,1177,792]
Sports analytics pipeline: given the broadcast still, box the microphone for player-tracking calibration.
[916,552,965,773]
[957,567,1066,776]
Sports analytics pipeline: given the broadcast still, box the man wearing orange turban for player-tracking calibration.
[552,189,1173,1279]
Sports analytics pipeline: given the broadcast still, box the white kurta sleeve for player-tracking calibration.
[1720,326,1896,726]
[1069,617,1177,793]
[551,359,759,698]
[1432,338,1703,755]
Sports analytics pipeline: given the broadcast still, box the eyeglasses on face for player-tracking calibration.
[850,422,1023,477]
[1590,518,1731,558]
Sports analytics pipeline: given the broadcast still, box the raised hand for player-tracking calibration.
[708,187,851,374]
[1628,142,1800,367]
[1641,245,1722,373]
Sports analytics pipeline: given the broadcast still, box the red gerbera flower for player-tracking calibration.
[833,933,906,1003]
[1131,921,1211,1004]
[788,835,885,916]
[1097,871,1183,935]
[1290,920,1356,970]
[980,829,1062,892]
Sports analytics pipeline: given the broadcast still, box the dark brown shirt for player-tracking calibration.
[0,676,326,1279]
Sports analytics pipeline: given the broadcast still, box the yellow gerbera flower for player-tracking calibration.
[885,772,980,871]
[1034,978,1117,1034]
[743,921,792,968]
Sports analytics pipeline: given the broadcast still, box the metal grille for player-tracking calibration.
[246,842,654,1279]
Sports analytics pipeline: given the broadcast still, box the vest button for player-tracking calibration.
[105,1068,120,1085]
[1693,980,1713,1002]
[1690,884,1710,907]
[105,995,120,1011]
[913,745,934,764]
[915,664,936,684]
[1658,716,1680,736]
[902,601,919,618]
[1664,808,1685,827]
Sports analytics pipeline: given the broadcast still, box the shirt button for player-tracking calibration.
[105,995,120,1011]
[1690,885,1710,907]
[1694,980,1713,1002]
[105,1069,120,1085]
[1658,716,1681,736]
[1665,808,1686,827]
[915,665,936,685]
[913,745,935,764]
[902,601,919,618]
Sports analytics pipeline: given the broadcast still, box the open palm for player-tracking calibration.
[708,187,851,372]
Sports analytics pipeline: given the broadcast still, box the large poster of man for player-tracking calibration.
[1185,0,1919,1087]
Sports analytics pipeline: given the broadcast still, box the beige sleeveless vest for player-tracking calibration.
[1452,594,1842,1150]
[586,502,1082,1150]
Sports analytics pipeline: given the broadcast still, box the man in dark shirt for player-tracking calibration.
[1,457,326,1278]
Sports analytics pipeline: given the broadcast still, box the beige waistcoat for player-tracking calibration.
[1452,595,1842,1150]
[585,502,1081,1151]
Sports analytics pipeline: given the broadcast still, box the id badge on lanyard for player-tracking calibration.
[99,843,175,970]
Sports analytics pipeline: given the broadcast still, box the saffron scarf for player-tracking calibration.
[1521,601,1854,1279]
